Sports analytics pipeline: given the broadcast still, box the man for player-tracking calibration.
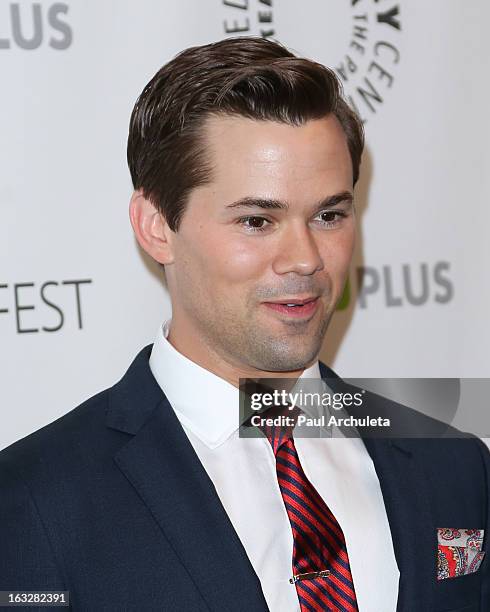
[0,37,488,612]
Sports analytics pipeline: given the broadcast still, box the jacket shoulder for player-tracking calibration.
[0,387,115,485]
[0,344,157,496]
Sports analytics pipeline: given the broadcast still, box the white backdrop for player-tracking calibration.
[1,0,489,450]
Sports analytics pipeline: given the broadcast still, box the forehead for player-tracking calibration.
[202,114,353,190]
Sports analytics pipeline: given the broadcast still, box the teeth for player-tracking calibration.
[286,303,300,307]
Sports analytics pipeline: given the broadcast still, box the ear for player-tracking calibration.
[129,190,174,265]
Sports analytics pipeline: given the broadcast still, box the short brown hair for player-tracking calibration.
[127,36,364,232]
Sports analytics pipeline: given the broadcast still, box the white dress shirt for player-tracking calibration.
[149,320,399,611]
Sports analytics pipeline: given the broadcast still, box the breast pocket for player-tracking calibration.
[435,569,482,612]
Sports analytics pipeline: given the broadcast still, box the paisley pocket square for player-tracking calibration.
[437,528,485,580]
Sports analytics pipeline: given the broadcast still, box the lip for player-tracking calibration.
[263,296,318,305]
[262,297,320,319]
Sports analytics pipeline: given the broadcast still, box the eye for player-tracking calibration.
[237,216,271,232]
[315,210,347,228]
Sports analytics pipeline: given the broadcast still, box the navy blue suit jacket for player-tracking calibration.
[1,345,489,611]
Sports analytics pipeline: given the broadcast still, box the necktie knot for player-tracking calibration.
[258,403,302,455]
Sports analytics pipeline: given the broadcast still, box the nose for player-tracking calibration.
[272,221,324,276]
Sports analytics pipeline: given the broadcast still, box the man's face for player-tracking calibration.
[165,114,355,373]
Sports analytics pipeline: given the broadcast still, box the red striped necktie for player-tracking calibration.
[262,409,359,611]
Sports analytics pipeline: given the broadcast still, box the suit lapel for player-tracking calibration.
[107,346,268,612]
[363,437,435,611]
[319,362,436,611]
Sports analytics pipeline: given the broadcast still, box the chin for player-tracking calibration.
[255,345,321,373]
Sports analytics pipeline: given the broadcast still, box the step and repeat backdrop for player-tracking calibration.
[1,0,489,450]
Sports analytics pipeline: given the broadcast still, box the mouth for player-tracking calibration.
[262,296,320,319]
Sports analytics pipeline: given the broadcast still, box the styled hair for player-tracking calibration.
[127,36,364,232]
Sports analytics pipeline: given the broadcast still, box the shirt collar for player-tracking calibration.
[149,319,321,449]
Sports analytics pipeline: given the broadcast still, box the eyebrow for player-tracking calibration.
[225,191,354,213]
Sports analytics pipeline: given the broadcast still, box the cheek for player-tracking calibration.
[183,230,270,287]
[320,228,355,277]
[219,241,268,283]
[341,226,356,264]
